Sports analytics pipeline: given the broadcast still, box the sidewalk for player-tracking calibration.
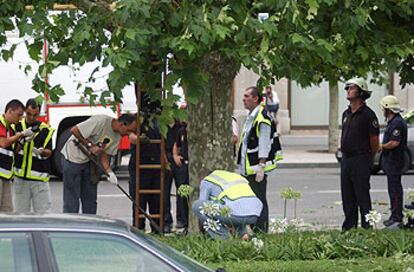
[278,134,339,168]
[119,133,340,170]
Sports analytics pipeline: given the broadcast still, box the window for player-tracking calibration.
[0,232,35,272]
[48,232,175,272]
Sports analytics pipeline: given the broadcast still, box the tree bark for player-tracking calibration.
[186,53,238,233]
[328,80,339,153]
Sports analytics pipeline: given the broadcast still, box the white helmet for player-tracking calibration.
[344,77,371,100]
[380,95,402,113]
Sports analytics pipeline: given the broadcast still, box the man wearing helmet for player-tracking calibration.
[379,95,407,229]
[340,77,380,230]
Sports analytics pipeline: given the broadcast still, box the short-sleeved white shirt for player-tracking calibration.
[61,115,121,163]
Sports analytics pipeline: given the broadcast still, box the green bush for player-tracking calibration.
[160,230,414,264]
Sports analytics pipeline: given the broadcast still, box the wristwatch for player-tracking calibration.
[86,142,93,148]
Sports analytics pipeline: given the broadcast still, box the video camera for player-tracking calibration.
[30,124,40,133]
[18,124,41,144]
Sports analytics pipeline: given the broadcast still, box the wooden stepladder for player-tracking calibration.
[133,84,167,234]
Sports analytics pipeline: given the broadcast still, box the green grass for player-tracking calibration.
[160,229,414,270]
[207,258,414,272]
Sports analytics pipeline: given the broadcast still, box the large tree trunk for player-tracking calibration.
[186,53,238,233]
[328,80,339,153]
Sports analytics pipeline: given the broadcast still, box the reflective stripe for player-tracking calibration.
[247,147,259,153]
[0,167,12,176]
[43,127,54,148]
[207,172,248,188]
[250,160,277,172]
[29,169,49,180]
[0,148,13,157]
[275,151,283,161]
[14,120,53,181]
[205,170,255,202]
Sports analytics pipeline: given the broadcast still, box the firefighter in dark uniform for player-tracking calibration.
[379,95,407,229]
[340,77,380,230]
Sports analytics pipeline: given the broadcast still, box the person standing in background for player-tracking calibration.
[237,86,281,232]
[13,99,54,213]
[264,86,280,122]
[172,121,189,233]
[0,99,30,212]
[340,78,379,230]
[379,95,407,229]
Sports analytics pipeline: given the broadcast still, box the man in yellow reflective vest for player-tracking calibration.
[13,99,54,213]
[192,170,263,240]
[0,99,33,212]
[237,86,282,233]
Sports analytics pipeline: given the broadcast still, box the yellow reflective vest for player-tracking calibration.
[237,106,282,176]
[204,170,256,202]
[13,120,54,182]
[0,115,14,180]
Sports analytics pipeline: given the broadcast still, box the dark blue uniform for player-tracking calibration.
[381,113,408,223]
[163,121,189,231]
[340,104,379,230]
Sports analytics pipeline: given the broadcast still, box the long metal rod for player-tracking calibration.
[74,140,161,233]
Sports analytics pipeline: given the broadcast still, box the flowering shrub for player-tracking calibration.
[280,187,302,200]
[280,187,302,218]
[407,188,414,202]
[269,218,288,234]
[365,210,382,228]
[203,218,221,232]
[200,202,221,217]
[177,184,194,198]
[251,237,264,252]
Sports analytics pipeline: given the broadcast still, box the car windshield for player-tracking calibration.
[129,227,212,272]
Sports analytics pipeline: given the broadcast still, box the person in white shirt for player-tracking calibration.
[264,86,280,122]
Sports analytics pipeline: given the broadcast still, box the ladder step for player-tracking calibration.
[137,214,161,219]
[138,189,162,194]
[139,164,162,169]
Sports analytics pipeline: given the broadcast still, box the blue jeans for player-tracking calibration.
[63,159,97,214]
[192,200,257,240]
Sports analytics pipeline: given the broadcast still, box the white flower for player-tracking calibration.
[406,188,414,202]
[289,218,305,228]
[365,210,382,227]
[203,218,221,232]
[200,202,221,217]
[251,237,264,252]
[269,217,288,234]
[403,209,414,220]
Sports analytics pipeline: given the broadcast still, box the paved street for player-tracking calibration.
[48,168,414,229]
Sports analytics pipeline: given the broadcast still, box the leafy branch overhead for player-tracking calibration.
[0,0,413,118]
